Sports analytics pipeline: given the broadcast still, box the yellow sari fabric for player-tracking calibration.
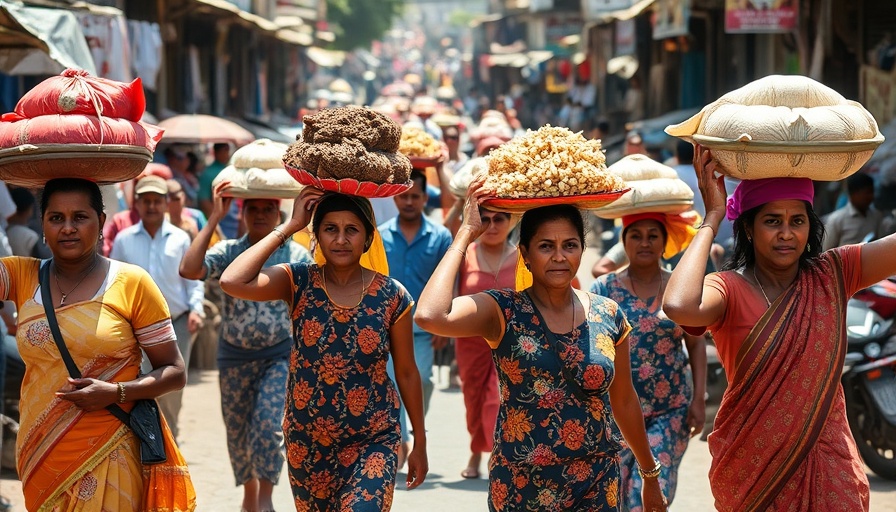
[0,257,196,511]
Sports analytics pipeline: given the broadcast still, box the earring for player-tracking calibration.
[806,243,811,252]
[42,236,46,245]
[747,236,752,243]
[99,233,104,241]
[524,262,530,270]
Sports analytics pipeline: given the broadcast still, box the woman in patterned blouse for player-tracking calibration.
[415,179,666,511]
[221,187,428,510]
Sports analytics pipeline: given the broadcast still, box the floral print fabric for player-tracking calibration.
[483,289,631,512]
[281,262,413,511]
[591,273,694,510]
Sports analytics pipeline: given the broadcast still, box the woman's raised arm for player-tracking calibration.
[664,146,727,328]
[415,177,503,342]
[220,187,324,303]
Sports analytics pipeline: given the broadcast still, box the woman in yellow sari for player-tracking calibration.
[4,178,196,511]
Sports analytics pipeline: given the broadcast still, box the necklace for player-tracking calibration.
[53,257,99,306]
[480,242,515,285]
[752,266,772,307]
[322,266,368,308]
[629,271,664,305]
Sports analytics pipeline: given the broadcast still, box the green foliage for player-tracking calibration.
[447,9,476,28]
[326,0,405,51]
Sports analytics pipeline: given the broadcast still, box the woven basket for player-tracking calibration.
[0,143,151,187]
[666,75,885,181]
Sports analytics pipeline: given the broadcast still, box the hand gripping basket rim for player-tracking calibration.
[0,143,152,188]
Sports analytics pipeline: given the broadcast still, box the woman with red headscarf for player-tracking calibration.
[590,211,707,510]
[664,146,896,511]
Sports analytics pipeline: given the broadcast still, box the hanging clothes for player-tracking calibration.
[128,20,162,91]
[74,11,132,82]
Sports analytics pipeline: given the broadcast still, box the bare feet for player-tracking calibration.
[461,452,481,479]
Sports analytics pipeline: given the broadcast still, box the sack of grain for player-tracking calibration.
[214,139,303,199]
[596,155,693,219]
[665,75,884,181]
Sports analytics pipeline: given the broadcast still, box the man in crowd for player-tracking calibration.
[110,175,205,439]
[379,169,453,468]
[823,172,886,250]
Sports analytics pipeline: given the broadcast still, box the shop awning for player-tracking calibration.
[189,0,311,45]
[0,1,96,75]
[587,0,657,24]
[306,46,345,68]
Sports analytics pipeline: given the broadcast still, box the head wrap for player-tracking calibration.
[621,211,702,259]
[311,193,389,275]
[726,178,814,221]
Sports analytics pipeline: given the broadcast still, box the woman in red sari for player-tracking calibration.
[664,147,896,511]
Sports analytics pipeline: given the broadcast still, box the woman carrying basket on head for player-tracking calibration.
[415,175,667,511]
[220,187,428,510]
[590,211,707,510]
[663,146,896,510]
[9,178,195,511]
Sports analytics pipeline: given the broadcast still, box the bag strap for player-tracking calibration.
[525,291,590,402]
[39,260,131,425]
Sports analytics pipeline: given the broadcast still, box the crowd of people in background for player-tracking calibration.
[0,76,890,510]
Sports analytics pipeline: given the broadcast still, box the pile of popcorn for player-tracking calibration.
[482,126,624,198]
[399,126,441,158]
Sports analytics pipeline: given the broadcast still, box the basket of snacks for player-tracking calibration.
[213,139,304,199]
[479,125,628,213]
[399,125,443,167]
[284,106,413,197]
[595,154,694,219]
[0,69,162,187]
[665,75,884,181]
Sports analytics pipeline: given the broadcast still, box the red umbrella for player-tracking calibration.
[158,114,255,146]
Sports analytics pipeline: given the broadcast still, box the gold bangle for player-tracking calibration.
[638,459,662,479]
[117,382,126,404]
[697,224,717,238]
[447,246,466,258]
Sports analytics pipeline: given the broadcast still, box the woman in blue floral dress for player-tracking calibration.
[221,188,428,511]
[590,212,707,511]
[415,178,667,511]
[181,182,312,512]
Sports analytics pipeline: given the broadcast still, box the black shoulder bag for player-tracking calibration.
[526,292,593,403]
[39,260,167,465]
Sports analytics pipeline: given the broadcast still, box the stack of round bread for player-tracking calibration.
[665,75,884,181]
[283,106,413,197]
[213,139,303,199]
[595,154,693,219]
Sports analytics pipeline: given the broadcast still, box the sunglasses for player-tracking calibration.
[444,134,459,140]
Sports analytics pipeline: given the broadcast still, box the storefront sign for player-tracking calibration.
[615,18,636,56]
[725,0,798,33]
[653,0,690,40]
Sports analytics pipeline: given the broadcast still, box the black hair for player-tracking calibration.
[10,187,35,214]
[41,178,104,219]
[312,194,374,251]
[847,172,874,194]
[676,139,694,165]
[213,143,230,152]
[519,205,585,249]
[410,169,427,190]
[597,119,610,133]
[723,200,825,271]
[622,219,668,245]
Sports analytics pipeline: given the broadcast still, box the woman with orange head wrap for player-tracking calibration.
[590,211,707,511]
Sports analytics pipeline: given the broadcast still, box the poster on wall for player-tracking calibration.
[725,0,798,33]
[653,0,691,40]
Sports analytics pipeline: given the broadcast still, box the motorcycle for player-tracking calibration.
[843,277,896,480]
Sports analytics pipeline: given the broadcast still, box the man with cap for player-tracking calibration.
[110,175,205,439]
